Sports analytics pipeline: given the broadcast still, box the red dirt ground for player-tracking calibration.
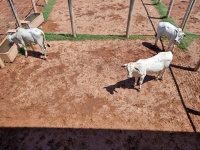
[0,0,200,149]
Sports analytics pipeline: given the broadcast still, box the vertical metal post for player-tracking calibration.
[180,0,196,30]
[8,0,21,27]
[31,0,38,13]
[126,0,135,38]
[68,0,76,38]
[166,0,174,18]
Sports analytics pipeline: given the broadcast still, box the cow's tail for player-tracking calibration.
[41,31,50,48]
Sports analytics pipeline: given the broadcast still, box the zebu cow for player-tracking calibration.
[155,22,186,51]
[7,27,50,59]
[121,51,173,91]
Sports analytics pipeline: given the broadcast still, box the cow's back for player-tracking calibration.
[157,22,177,39]
[20,28,43,43]
[146,52,173,72]
[156,51,173,67]
[29,28,43,39]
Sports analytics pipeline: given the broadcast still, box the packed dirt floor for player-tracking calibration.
[0,0,200,149]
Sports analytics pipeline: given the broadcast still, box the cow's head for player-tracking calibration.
[121,62,140,78]
[174,28,186,44]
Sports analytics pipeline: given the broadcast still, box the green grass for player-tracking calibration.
[42,0,56,21]
[45,32,153,41]
[179,32,200,52]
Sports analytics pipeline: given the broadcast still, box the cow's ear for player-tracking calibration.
[121,64,128,67]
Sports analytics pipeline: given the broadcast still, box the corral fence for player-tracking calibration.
[0,0,198,39]
[0,0,199,70]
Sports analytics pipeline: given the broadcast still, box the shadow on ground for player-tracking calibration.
[0,127,199,150]
[104,75,156,94]
[142,42,163,53]
[27,50,48,60]
[170,64,195,72]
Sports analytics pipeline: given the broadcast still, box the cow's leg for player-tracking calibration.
[160,68,166,80]
[134,77,138,87]
[29,43,35,51]
[24,47,28,57]
[156,71,161,80]
[37,37,47,59]
[138,75,145,91]
[155,33,160,47]
[20,41,28,57]
[39,46,46,59]
[167,39,174,51]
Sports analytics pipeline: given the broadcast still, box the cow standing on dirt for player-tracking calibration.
[121,51,173,91]
[7,27,50,59]
[155,22,186,52]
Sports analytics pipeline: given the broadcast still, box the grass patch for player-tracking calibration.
[45,32,153,41]
[179,32,200,52]
[42,0,56,21]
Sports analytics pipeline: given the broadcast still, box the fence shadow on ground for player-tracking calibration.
[0,127,199,149]
[104,75,155,94]
[169,66,198,132]
[187,108,200,116]
[141,0,158,34]
[170,64,195,72]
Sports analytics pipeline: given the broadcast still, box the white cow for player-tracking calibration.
[7,27,50,59]
[121,51,173,91]
[155,22,186,51]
